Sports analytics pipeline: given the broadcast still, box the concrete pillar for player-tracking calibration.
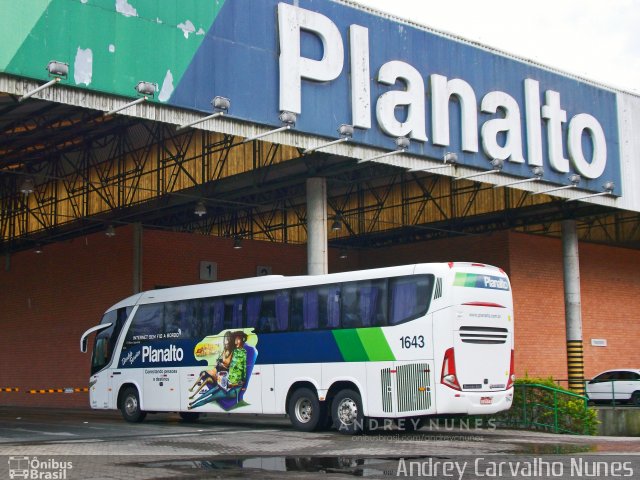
[562,219,585,394]
[133,222,143,293]
[306,177,328,275]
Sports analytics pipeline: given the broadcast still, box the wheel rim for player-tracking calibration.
[337,397,358,425]
[124,394,138,416]
[294,397,313,424]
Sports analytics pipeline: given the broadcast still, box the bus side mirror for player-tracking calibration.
[80,323,113,353]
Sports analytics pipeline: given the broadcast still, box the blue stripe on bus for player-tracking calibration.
[254,331,343,365]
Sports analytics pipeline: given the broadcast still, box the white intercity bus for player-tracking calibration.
[81,262,514,433]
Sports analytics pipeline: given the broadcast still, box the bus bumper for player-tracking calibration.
[437,387,514,415]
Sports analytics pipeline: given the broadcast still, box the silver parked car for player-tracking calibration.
[586,369,640,405]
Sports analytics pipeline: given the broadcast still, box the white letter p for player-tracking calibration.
[278,2,344,114]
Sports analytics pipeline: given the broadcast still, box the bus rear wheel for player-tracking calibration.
[120,387,146,423]
[288,388,323,432]
[332,389,364,435]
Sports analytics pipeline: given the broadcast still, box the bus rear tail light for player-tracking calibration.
[440,347,461,391]
[506,349,515,389]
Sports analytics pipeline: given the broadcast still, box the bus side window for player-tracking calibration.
[319,285,340,329]
[164,300,194,338]
[273,290,290,332]
[123,303,164,348]
[341,280,387,328]
[201,297,224,336]
[223,296,243,330]
[246,291,286,333]
[363,279,387,327]
[341,282,359,328]
[246,294,264,330]
[389,275,433,325]
[185,299,201,338]
[290,289,305,331]
[291,288,322,331]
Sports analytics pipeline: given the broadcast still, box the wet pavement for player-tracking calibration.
[0,407,638,478]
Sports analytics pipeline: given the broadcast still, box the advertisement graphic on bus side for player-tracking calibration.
[188,329,258,411]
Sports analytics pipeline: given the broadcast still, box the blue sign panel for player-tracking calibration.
[169,0,621,194]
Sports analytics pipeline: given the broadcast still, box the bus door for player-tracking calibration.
[257,365,275,413]
[144,368,180,411]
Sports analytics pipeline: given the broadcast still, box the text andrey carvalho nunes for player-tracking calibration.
[396,457,634,479]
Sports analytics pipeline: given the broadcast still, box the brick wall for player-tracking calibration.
[507,233,568,380]
[578,241,640,378]
[141,229,308,289]
[356,231,511,273]
[0,226,134,407]
[508,231,640,381]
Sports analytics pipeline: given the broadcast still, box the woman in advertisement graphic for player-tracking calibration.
[189,331,252,410]
[189,331,233,397]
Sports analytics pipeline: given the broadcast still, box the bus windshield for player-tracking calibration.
[91,307,131,375]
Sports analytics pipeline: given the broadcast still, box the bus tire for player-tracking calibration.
[120,387,146,423]
[288,388,322,432]
[332,389,364,435]
[179,412,200,422]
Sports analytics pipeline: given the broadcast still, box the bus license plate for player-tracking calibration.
[480,397,492,405]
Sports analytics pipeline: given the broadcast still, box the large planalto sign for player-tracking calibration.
[275,2,618,192]
[1,0,621,194]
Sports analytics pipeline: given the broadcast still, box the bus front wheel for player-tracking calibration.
[332,389,364,435]
[120,387,146,423]
[288,388,323,432]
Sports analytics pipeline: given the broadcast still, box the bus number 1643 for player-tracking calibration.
[400,335,425,349]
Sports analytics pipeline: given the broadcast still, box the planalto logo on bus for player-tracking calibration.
[483,276,509,290]
[142,345,184,363]
[454,273,510,291]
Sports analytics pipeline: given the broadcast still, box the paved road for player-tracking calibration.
[0,407,638,479]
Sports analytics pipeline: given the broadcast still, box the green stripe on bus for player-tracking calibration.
[332,329,369,362]
[453,272,474,287]
[356,328,395,361]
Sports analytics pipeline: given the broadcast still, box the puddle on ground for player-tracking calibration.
[512,443,597,455]
[138,456,398,477]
